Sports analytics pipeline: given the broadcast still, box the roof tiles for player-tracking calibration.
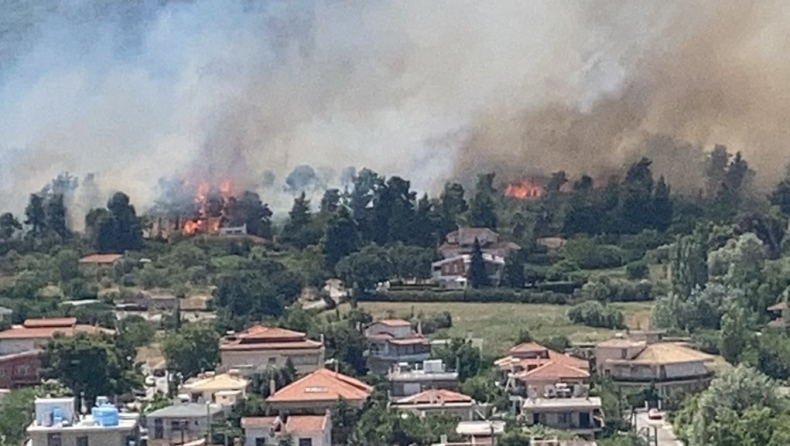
[267,368,372,403]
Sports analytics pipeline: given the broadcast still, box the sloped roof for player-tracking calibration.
[220,325,323,351]
[374,319,411,327]
[241,416,280,429]
[284,415,328,433]
[147,403,224,419]
[23,318,77,328]
[630,343,713,365]
[522,361,590,380]
[0,319,112,340]
[768,301,786,312]
[182,373,249,393]
[267,368,372,403]
[510,342,547,354]
[79,254,123,264]
[394,389,473,405]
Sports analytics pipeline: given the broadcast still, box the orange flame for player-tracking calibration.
[505,179,544,199]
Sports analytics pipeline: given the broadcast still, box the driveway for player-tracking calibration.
[634,410,684,446]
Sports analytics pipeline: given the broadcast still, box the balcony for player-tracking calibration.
[365,350,432,362]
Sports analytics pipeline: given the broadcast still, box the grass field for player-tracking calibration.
[354,301,654,355]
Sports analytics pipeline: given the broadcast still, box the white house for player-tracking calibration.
[27,396,140,446]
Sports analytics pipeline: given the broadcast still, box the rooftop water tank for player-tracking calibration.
[92,397,119,427]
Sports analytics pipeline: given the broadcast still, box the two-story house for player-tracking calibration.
[179,370,249,406]
[266,368,372,415]
[241,413,332,446]
[388,360,459,400]
[27,396,140,446]
[521,384,604,440]
[438,228,520,259]
[496,342,590,394]
[365,319,432,374]
[144,401,224,446]
[595,332,715,401]
[219,325,325,376]
[390,389,481,421]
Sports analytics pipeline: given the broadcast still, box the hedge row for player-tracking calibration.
[359,289,573,305]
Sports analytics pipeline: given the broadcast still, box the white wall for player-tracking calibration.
[366,323,412,339]
[220,350,323,375]
[29,429,134,446]
[0,339,37,355]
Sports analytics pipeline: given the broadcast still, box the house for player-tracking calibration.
[27,396,140,446]
[595,332,715,400]
[455,420,506,445]
[241,413,331,446]
[388,359,459,399]
[179,371,248,406]
[78,253,124,266]
[0,318,113,355]
[438,228,520,259]
[431,254,506,289]
[219,325,325,376]
[266,368,372,414]
[768,301,786,328]
[521,385,604,440]
[144,402,224,446]
[365,319,432,374]
[0,350,41,388]
[496,342,590,392]
[390,389,480,421]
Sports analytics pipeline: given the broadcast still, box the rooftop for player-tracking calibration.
[147,403,224,419]
[79,254,123,265]
[456,420,506,437]
[27,415,138,433]
[394,389,474,406]
[522,397,602,410]
[374,319,412,328]
[267,368,372,403]
[220,325,323,351]
[768,301,786,312]
[628,343,713,365]
[181,372,249,393]
[522,362,590,380]
[285,414,328,433]
[241,416,280,429]
[0,318,113,340]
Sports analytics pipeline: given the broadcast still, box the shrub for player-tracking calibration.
[567,300,625,329]
[626,261,650,280]
[541,335,572,352]
[576,278,654,302]
[359,289,573,305]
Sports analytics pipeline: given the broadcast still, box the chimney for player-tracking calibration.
[320,333,325,345]
[269,378,276,395]
[417,320,422,336]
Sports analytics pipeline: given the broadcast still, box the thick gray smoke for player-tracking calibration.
[1,0,789,213]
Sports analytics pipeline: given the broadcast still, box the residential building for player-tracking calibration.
[388,360,459,399]
[0,350,40,388]
[0,318,113,355]
[390,389,480,421]
[521,385,604,440]
[179,371,248,406]
[144,402,224,446]
[27,396,140,446]
[78,254,124,266]
[365,319,431,374]
[241,412,331,446]
[455,420,506,445]
[595,332,715,400]
[219,325,325,376]
[266,368,372,414]
[496,342,590,393]
[438,228,520,259]
[431,253,506,289]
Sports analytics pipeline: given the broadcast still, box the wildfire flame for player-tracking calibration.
[504,179,544,200]
[182,178,232,235]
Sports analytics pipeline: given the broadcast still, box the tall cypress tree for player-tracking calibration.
[466,238,490,288]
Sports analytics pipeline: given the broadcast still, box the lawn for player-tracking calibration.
[353,301,654,355]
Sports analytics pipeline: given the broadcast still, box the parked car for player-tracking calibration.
[648,408,662,420]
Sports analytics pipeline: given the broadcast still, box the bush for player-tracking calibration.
[567,301,624,329]
[562,238,626,270]
[576,277,654,302]
[416,311,453,335]
[625,261,650,280]
[541,335,572,352]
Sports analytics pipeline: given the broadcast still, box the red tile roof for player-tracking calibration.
[241,416,280,429]
[510,342,548,354]
[79,254,123,264]
[220,325,323,351]
[395,389,473,405]
[522,361,590,380]
[496,342,589,379]
[267,368,372,404]
[285,415,328,433]
[0,319,112,340]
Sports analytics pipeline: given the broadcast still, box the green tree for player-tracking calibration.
[226,191,273,238]
[0,387,40,445]
[323,207,360,269]
[438,182,468,237]
[90,192,144,253]
[40,332,138,407]
[53,249,81,283]
[467,173,497,229]
[466,238,490,288]
[670,229,709,298]
[335,244,393,293]
[46,194,69,239]
[0,212,22,239]
[281,192,317,248]
[500,251,525,288]
[650,176,673,231]
[320,188,341,214]
[769,164,790,216]
[434,338,480,382]
[118,315,156,349]
[24,194,47,235]
[162,322,220,379]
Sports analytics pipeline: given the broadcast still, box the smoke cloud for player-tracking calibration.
[1,0,789,214]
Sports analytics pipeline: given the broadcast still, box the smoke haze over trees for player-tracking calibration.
[2,1,790,212]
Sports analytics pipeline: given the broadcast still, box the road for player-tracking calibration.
[634,410,684,446]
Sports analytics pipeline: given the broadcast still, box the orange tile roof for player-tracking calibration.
[23,318,77,328]
[239,325,308,341]
[220,340,323,351]
[267,368,372,403]
[497,343,588,375]
[284,415,328,433]
[522,361,590,380]
[241,417,280,429]
[395,389,473,405]
[0,322,112,340]
[79,254,123,264]
[220,325,323,351]
[510,342,548,354]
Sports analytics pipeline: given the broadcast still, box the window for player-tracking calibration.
[171,420,182,432]
[298,439,313,446]
[76,436,89,446]
[557,412,571,425]
[255,439,266,446]
[47,433,62,446]
[154,419,163,439]
[268,357,277,365]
